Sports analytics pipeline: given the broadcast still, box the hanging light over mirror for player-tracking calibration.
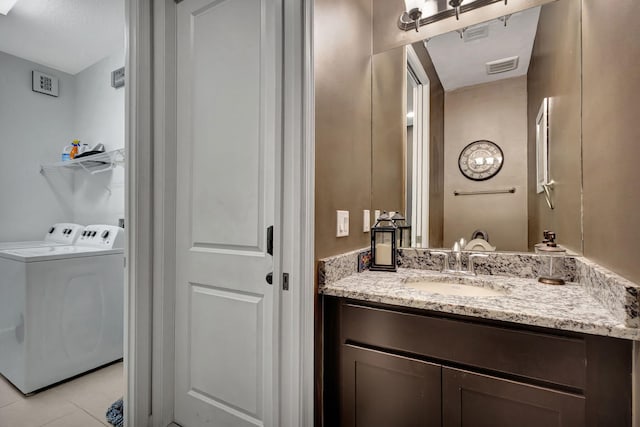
[398,0,511,32]
[400,0,425,32]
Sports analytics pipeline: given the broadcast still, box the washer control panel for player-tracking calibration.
[76,225,124,249]
[44,223,84,244]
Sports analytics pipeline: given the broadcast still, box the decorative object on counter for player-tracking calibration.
[391,212,412,248]
[534,230,566,285]
[370,212,398,272]
[464,238,496,251]
[458,140,504,181]
[357,250,372,273]
[464,229,495,250]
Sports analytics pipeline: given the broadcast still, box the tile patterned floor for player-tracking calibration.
[0,362,123,427]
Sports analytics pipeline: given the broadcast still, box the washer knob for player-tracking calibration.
[102,230,110,239]
[48,227,55,234]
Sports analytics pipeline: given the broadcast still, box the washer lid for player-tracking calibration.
[0,245,124,262]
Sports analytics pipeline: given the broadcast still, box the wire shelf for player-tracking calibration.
[40,148,125,175]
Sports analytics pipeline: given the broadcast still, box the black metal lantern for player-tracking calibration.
[370,212,397,272]
[391,212,412,249]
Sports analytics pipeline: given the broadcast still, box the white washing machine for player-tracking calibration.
[0,223,84,250]
[0,225,124,394]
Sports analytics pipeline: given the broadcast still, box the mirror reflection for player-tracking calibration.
[372,0,582,253]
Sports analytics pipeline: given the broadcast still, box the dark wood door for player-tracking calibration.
[442,368,585,427]
[341,344,442,427]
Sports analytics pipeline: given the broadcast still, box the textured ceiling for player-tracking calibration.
[425,6,541,91]
[0,0,124,75]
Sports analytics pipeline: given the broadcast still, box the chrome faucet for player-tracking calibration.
[430,244,489,276]
[452,241,463,272]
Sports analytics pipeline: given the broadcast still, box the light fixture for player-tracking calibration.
[0,0,19,15]
[449,0,463,20]
[399,0,510,32]
[400,0,424,32]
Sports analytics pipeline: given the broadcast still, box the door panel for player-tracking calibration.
[175,0,282,425]
[189,0,263,250]
[341,345,442,427]
[442,368,585,427]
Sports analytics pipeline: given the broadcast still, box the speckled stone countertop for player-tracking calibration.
[320,268,640,341]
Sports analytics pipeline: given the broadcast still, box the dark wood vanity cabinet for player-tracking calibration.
[323,297,632,427]
[341,345,442,427]
[442,368,584,427]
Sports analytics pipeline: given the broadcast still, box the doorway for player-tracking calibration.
[0,0,127,425]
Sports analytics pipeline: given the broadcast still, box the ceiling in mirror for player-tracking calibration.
[425,6,540,91]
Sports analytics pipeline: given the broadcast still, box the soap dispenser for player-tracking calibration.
[535,231,566,285]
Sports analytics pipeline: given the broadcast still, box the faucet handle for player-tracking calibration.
[430,251,450,272]
[467,253,489,275]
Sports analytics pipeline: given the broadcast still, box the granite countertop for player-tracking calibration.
[320,268,640,341]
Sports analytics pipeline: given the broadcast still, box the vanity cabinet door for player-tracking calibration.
[341,344,442,427]
[442,368,585,427]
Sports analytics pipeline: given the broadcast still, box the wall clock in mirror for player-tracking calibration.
[458,140,504,181]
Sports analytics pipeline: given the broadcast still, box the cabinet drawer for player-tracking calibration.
[341,302,586,389]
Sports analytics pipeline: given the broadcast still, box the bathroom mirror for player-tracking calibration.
[371,0,582,253]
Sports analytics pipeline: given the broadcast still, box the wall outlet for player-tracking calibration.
[363,210,370,232]
[336,210,349,237]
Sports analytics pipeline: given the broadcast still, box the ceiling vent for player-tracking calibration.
[463,24,489,42]
[486,56,520,75]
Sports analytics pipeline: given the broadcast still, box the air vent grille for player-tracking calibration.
[486,56,519,75]
[464,24,489,42]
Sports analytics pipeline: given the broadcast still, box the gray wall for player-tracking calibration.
[0,51,76,241]
[72,51,125,226]
[0,49,125,241]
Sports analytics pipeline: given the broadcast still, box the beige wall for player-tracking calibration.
[443,77,528,251]
[371,47,406,214]
[369,43,445,248]
[527,0,582,253]
[314,0,372,260]
[582,0,640,284]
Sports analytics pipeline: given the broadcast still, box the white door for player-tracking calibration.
[174,0,282,425]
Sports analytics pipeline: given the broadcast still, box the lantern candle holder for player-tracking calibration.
[370,212,398,272]
[391,212,412,249]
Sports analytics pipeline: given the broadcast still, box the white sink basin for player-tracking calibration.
[403,278,508,297]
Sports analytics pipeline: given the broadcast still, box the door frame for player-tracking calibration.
[124,0,315,426]
[406,45,430,248]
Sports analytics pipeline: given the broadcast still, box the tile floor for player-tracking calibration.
[0,362,123,427]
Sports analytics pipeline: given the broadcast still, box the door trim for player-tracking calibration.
[125,0,315,425]
[125,0,154,426]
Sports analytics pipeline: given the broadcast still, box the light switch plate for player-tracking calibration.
[374,210,381,223]
[363,210,370,233]
[336,210,349,237]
